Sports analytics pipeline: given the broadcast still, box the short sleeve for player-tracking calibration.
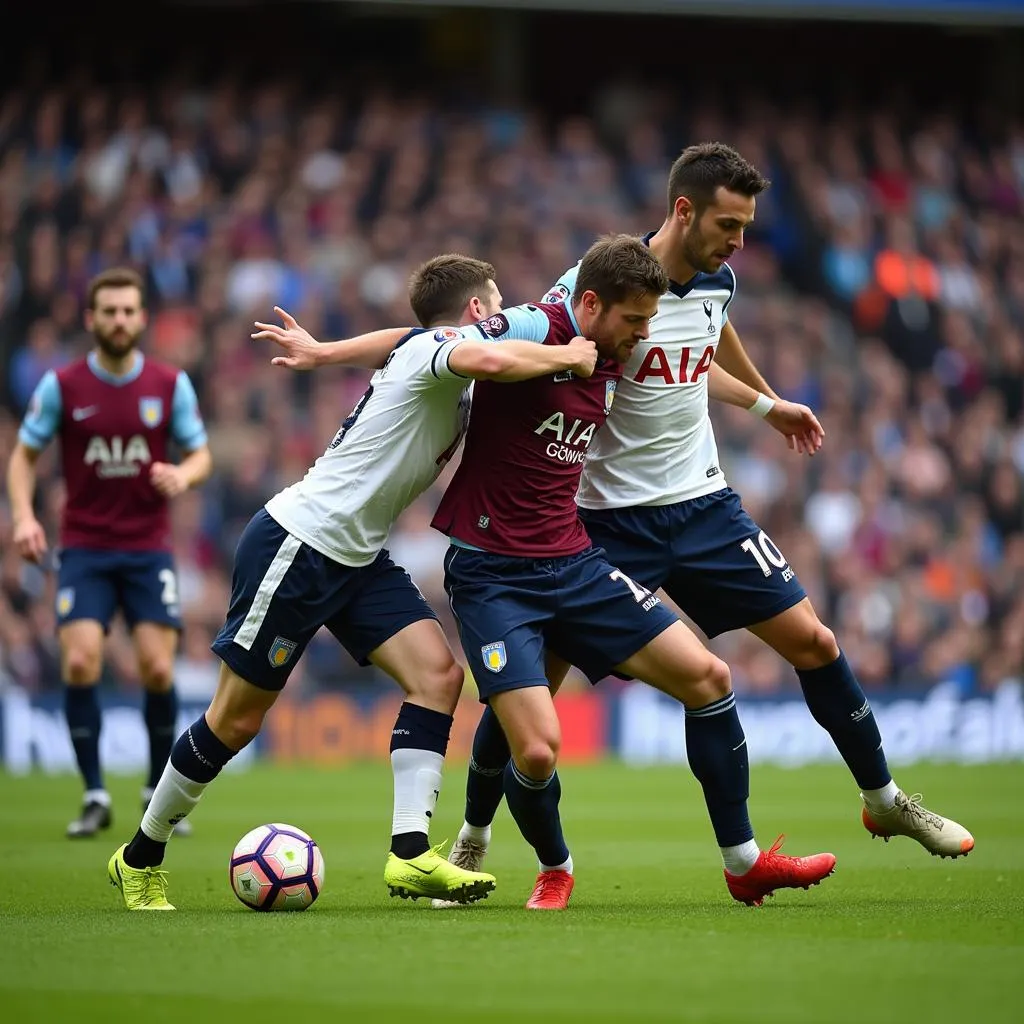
[170,371,208,450]
[18,371,62,450]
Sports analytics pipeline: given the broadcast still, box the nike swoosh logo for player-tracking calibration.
[72,406,98,421]
[402,861,437,875]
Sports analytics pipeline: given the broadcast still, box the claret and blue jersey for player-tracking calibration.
[18,352,208,631]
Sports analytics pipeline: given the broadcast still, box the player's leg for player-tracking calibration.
[121,552,188,832]
[325,552,494,903]
[56,549,118,838]
[669,489,972,859]
[453,651,570,860]
[489,685,575,910]
[444,546,572,909]
[109,662,279,910]
[618,620,837,905]
[551,546,834,906]
[748,599,974,858]
[108,509,321,909]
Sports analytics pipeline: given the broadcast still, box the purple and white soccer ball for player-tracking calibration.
[229,823,325,911]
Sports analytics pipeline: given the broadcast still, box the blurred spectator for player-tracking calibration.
[0,45,1021,702]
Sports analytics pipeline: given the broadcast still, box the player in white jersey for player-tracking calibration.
[107,255,598,911]
[443,145,973,899]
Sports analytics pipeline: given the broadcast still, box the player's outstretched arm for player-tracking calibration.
[252,306,409,370]
[449,336,597,382]
[708,363,824,456]
[6,442,47,563]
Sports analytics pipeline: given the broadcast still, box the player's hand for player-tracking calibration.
[566,336,598,378]
[150,462,190,498]
[12,516,47,564]
[764,400,824,456]
[252,306,321,370]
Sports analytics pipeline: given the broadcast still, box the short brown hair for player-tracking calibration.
[87,267,146,309]
[408,254,496,327]
[573,234,668,307]
[667,142,770,215]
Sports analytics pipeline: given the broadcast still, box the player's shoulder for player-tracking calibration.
[542,262,581,305]
[55,356,90,382]
[141,355,189,385]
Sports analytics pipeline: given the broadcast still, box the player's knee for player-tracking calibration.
[790,620,840,670]
[689,655,732,706]
[514,736,560,780]
[408,659,464,712]
[62,648,102,684]
[207,705,265,750]
[139,656,175,692]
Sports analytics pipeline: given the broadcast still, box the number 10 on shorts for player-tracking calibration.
[740,530,791,579]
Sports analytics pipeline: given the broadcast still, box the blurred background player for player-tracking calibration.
[6,268,212,838]
[431,234,835,910]
[107,255,597,909]
[446,144,974,892]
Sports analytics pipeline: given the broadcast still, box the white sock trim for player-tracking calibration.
[721,840,761,876]
[459,822,492,846]
[862,780,900,813]
[391,748,444,838]
[84,789,111,807]
[140,764,208,843]
[539,854,573,875]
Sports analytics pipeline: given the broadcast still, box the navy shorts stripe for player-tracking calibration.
[212,509,438,691]
[579,488,806,638]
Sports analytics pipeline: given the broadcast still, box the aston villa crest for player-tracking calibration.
[139,397,164,428]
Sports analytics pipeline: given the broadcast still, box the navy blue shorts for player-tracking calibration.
[56,548,181,631]
[443,544,678,700]
[578,488,806,639]
[212,509,438,691]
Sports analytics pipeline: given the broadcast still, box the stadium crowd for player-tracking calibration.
[0,65,1021,699]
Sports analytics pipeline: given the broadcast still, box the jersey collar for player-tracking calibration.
[563,298,582,336]
[87,350,145,386]
[641,229,701,300]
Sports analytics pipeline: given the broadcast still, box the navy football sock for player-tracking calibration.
[503,760,569,867]
[143,688,179,790]
[389,702,452,860]
[797,651,891,790]
[685,693,754,847]
[465,705,510,828]
[65,685,104,793]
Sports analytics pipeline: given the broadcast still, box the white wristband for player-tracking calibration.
[748,393,775,418]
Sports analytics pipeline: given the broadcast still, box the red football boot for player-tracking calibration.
[724,836,836,907]
[525,869,575,910]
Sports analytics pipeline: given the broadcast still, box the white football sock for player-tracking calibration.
[140,764,208,843]
[84,788,111,807]
[721,840,761,876]
[391,748,444,839]
[862,780,900,814]
[459,822,492,846]
[540,854,574,875]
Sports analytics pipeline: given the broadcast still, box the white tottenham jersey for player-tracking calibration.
[544,250,736,509]
[265,307,552,566]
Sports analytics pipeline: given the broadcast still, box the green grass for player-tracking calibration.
[0,762,1021,1023]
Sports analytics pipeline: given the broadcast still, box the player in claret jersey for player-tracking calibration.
[7,268,212,839]
[431,233,836,911]
[448,145,973,904]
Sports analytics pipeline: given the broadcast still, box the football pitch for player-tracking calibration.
[1,761,1020,1023]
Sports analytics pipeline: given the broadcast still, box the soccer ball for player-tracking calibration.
[229,823,325,911]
